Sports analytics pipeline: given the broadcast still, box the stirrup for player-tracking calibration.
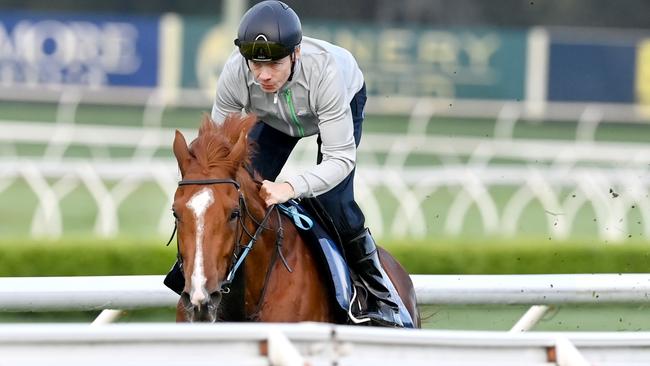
[365,302,405,328]
[347,286,371,324]
[348,285,404,327]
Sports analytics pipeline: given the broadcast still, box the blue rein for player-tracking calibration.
[223,201,313,284]
[223,204,276,285]
[277,201,313,230]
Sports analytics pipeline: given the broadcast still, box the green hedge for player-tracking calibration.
[0,238,173,277]
[388,239,650,274]
[1,237,649,276]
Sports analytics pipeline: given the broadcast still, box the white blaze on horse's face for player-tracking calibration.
[186,187,214,306]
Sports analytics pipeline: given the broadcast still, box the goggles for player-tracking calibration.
[234,38,293,61]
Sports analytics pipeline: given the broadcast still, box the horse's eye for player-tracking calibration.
[229,209,240,221]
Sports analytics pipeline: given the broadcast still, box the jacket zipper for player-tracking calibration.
[283,89,304,137]
[274,91,292,135]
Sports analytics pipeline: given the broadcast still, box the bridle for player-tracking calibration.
[166,177,291,314]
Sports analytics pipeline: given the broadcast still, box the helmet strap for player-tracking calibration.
[288,52,296,82]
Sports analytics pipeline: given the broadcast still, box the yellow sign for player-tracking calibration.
[196,23,238,95]
[637,40,650,115]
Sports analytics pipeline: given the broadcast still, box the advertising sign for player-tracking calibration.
[181,17,527,100]
[305,25,526,100]
[637,39,650,108]
[548,41,636,103]
[0,12,159,88]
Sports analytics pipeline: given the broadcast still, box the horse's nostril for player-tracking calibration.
[210,291,223,304]
[182,291,222,322]
[180,292,192,307]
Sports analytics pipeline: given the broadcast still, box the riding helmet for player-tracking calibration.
[234,1,302,62]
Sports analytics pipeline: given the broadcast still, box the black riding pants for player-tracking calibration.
[248,84,367,242]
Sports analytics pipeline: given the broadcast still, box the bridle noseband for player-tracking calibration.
[178,178,241,189]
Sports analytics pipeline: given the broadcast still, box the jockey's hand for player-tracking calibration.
[260,180,295,206]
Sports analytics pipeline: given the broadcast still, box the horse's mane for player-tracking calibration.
[188,114,257,173]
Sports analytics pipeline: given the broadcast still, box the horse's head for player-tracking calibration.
[171,114,258,322]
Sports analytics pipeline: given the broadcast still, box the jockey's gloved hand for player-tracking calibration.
[260,180,295,206]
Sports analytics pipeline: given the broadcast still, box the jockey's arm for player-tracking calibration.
[284,64,356,199]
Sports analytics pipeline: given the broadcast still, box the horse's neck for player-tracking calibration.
[236,170,280,311]
[235,168,327,320]
[240,212,290,319]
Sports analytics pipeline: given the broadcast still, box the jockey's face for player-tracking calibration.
[249,47,300,93]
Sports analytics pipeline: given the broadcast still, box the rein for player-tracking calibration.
[167,177,292,318]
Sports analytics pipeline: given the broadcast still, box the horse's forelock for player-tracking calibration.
[220,113,257,145]
[198,114,218,136]
[189,114,257,173]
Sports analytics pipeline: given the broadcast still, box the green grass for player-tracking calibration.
[0,179,171,237]
[2,305,650,331]
[1,100,649,143]
[421,304,650,331]
[0,101,59,121]
[0,308,177,324]
[2,237,650,277]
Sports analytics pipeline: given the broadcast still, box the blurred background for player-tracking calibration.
[1,0,650,328]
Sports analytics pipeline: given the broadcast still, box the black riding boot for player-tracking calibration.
[163,260,185,295]
[345,228,404,328]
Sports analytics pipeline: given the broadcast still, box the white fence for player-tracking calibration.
[3,274,650,365]
[4,322,649,366]
[3,274,650,312]
[2,89,650,240]
[3,273,650,332]
[2,120,650,240]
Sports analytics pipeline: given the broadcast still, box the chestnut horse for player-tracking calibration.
[170,114,420,326]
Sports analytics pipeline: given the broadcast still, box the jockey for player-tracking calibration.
[167,0,406,328]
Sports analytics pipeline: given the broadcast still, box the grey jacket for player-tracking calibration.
[211,36,365,198]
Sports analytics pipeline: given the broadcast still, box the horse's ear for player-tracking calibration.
[173,130,191,177]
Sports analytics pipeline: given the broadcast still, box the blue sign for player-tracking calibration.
[548,42,636,103]
[0,12,159,88]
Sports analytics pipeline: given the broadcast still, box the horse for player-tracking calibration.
[170,113,420,327]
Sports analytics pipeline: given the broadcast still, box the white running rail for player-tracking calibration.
[3,124,650,240]
[3,273,650,363]
[2,274,650,311]
[2,93,650,241]
[0,322,649,365]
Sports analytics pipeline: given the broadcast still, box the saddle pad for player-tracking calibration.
[280,200,353,312]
